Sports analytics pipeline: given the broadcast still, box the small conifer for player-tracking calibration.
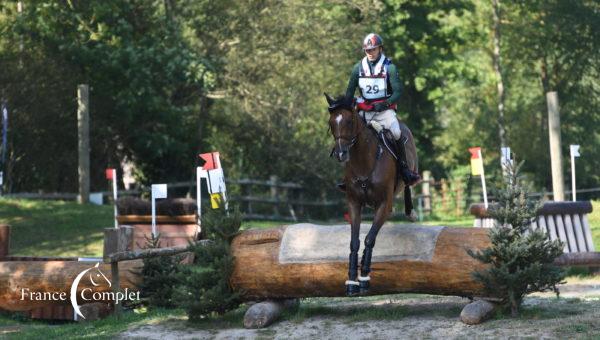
[468,162,566,316]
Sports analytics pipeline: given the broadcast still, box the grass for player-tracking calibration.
[0,307,187,340]
[590,200,600,252]
[0,198,112,257]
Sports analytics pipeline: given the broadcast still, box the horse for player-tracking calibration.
[325,93,419,296]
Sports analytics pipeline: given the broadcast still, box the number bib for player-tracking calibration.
[358,77,387,100]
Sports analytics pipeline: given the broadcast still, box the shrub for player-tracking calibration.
[467,162,566,316]
[173,206,243,321]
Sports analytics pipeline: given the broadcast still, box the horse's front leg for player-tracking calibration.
[346,199,362,296]
[359,198,393,294]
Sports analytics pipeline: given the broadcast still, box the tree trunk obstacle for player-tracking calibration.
[0,259,143,312]
[230,223,495,299]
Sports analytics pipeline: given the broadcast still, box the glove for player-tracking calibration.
[369,121,383,132]
[372,101,389,112]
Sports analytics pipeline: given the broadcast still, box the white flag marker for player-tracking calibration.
[151,184,168,237]
[478,149,488,209]
[500,147,512,170]
[105,169,118,228]
[570,145,580,201]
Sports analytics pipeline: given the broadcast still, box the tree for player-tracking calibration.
[468,162,566,317]
[0,1,212,191]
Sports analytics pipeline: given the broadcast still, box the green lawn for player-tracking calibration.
[0,199,112,257]
[0,198,598,256]
[590,201,600,252]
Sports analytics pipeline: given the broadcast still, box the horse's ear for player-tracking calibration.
[324,93,334,106]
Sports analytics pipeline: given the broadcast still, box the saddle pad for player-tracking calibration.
[278,223,445,264]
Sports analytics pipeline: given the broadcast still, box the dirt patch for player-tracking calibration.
[119,280,600,339]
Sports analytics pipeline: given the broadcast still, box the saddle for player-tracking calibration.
[366,123,405,190]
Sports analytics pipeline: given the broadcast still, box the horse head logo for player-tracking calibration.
[70,263,111,319]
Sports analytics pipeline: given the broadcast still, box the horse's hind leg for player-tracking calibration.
[404,186,417,222]
[346,200,362,296]
[359,200,392,293]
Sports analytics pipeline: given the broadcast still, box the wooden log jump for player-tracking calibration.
[230,223,494,299]
[0,259,142,312]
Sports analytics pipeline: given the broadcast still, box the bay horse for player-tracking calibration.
[325,93,419,296]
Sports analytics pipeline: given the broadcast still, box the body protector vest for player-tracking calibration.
[358,54,393,101]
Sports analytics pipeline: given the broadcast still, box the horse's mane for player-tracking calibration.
[327,95,354,113]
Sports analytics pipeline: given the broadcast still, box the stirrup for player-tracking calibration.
[401,168,421,186]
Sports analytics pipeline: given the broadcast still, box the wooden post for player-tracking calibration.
[422,171,431,214]
[297,190,305,217]
[547,91,565,201]
[110,262,121,316]
[270,175,279,217]
[441,179,448,213]
[103,226,133,317]
[77,84,90,204]
[456,182,463,217]
[0,225,10,258]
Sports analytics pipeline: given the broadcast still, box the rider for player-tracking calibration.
[341,33,420,189]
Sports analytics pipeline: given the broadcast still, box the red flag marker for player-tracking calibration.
[199,152,221,170]
[105,168,115,180]
[468,147,481,159]
[343,212,351,223]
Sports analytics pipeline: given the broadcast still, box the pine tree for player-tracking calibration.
[173,206,243,321]
[140,233,185,308]
[467,161,566,317]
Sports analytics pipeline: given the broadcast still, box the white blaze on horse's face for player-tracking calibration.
[330,111,352,163]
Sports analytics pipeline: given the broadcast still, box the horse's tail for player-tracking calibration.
[404,185,413,216]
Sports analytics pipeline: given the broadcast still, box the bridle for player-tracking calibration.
[329,108,365,156]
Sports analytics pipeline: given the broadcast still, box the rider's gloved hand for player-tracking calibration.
[369,120,383,132]
[372,101,389,112]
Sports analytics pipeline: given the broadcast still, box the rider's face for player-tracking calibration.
[365,47,382,61]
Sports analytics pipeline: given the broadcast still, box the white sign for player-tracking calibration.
[151,184,168,199]
[570,145,580,201]
[500,147,512,169]
[207,168,225,194]
[151,184,168,236]
[570,145,580,158]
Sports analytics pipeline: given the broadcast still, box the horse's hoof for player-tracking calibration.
[406,210,417,222]
[345,281,360,296]
[359,280,370,294]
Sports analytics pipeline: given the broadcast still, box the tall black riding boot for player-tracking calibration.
[396,136,421,186]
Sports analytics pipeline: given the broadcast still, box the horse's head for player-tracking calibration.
[325,93,358,163]
[88,262,111,288]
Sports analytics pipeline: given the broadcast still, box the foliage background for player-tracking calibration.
[0,0,598,196]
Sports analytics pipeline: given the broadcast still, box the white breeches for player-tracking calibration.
[359,109,401,140]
